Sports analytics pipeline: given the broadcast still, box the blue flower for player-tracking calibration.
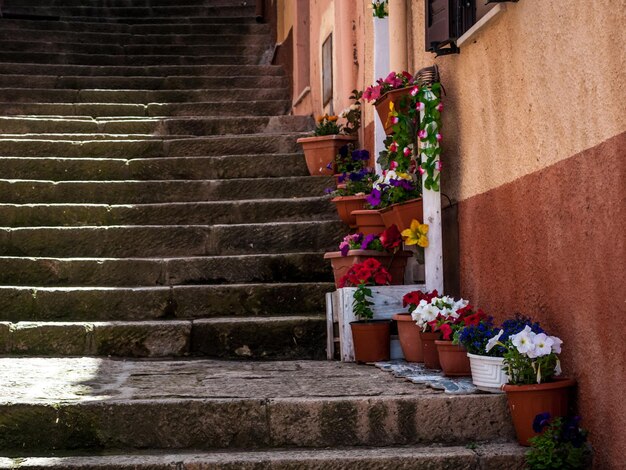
[533,412,552,433]
[326,160,334,170]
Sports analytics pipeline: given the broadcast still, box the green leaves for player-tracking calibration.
[353,283,374,320]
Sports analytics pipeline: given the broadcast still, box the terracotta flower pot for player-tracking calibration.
[352,209,385,235]
[350,320,391,363]
[374,87,413,135]
[392,313,423,362]
[435,340,471,376]
[380,198,423,232]
[467,353,508,393]
[296,135,357,176]
[419,331,442,369]
[324,250,412,288]
[503,378,577,446]
[331,195,368,227]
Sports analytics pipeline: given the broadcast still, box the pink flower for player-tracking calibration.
[416,102,425,112]
[403,147,411,157]
[435,161,443,172]
[370,86,382,101]
[389,141,398,152]
[410,86,419,96]
[436,133,442,142]
[418,165,425,175]
[391,116,399,124]
[390,160,398,170]
[436,103,443,112]
[384,72,397,84]
[417,129,427,139]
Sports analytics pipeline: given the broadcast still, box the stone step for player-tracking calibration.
[3,5,256,18]
[0,134,301,157]
[0,40,270,57]
[0,63,284,77]
[0,221,345,257]
[0,30,271,47]
[0,74,287,90]
[0,283,332,322]
[0,177,329,204]
[0,51,263,66]
[0,100,291,117]
[0,315,326,358]
[0,154,310,180]
[0,87,288,104]
[7,0,253,6]
[0,116,310,136]
[0,444,527,469]
[0,198,336,227]
[0,358,515,451]
[0,253,332,287]
[0,18,271,35]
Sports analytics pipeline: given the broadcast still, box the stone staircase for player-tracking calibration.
[0,1,524,467]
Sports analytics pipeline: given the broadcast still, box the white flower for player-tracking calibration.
[485,330,504,353]
[550,336,563,354]
[554,359,562,376]
[511,325,536,355]
[527,333,554,359]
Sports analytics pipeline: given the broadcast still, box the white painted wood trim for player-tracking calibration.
[373,17,390,175]
[325,292,335,360]
[456,3,506,48]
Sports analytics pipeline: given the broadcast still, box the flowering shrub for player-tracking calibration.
[371,0,388,19]
[338,258,391,320]
[363,71,414,103]
[527,414,590,469]
[410,295,470,335]
[314,114,342,136]
[337,224,403,257]
[486,322,563,384]
[365,170,421,209]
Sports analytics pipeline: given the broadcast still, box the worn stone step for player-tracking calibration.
[0,221,345,257]
[0,283,332,322]
[0,63,284,77]
[6,0,253,6]
[0,116,310,136]
[0,40,270,57]
[0,100,291,117]
[0,87,287,104]
[0,51,263,66]
[0,134,300,158]
[0,74,287,90]
[0,253,332,287]
[3,5,256,18]
[0,198,336,227]
[0,18,270,35]
[13,16,258,25]
[0,316,326,358]
[0,444,527,469]
[0,154,310,180]
[0,358,515,451]
[0,177,330,204]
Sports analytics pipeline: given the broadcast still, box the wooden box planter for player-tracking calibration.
[375,87,413,135]
[296,135,357,176]
[380,198,423,232]
[324,249,413,288]
[352,209,385,235]
[331,195,368,227]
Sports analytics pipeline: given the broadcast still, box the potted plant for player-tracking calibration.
[486,321,574,446]
[371,0,388,19]
[409,294,469,370]
[340,258,392,363]
[392,289,439,362]
[526,413,591,469]
[324,225,412,287]
[363,71,416,134]
[367,170,423,232]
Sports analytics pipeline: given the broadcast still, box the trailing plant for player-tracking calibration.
[371,0,388,19]
[365,170,421,209]
[314,114,342,136]
[526,414,590,469]
[339,89,363,135]
[338,258,391,320]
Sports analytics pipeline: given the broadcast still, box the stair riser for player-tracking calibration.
[0,75,287,90]
[0,222,345,257]
[0,200,336,227]
[0,284,331,322]
[0,395,513,451]
[7,0,257,6]
[0,88,287,105]
[0,154,310,181]
[3,6,256,17]
[0,178,330,204]
[0,317,326,358]
[0,52,263,66]
[0,254,332,287]
[0,135,300,158]
[0,101,290,117]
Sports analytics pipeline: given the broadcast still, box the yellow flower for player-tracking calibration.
[388,101,395,112]
[396,172,411,180]
[401,219,429,247]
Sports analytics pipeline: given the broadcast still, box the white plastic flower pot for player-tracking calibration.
[467,353,509,393]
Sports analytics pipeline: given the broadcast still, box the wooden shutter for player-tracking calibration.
[425,0,459,55]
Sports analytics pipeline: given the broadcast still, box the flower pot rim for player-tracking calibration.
[502,378,576,392]
[374,86,412,106]
[296,134,358,144]
[467,352,505,361]
[392,312,414,321]
[351,209,381,215]
[331,194,369,202]
[379,197,423,214]
[350,319,392,325]
[434,340,467,348]
[323,249,413,260]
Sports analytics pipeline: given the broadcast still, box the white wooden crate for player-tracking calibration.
[326,284,427,362]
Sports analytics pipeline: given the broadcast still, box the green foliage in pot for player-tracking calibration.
[527,413,590,469]
[338,258,391,320]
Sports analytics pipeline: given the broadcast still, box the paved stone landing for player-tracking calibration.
[375,360,479,394]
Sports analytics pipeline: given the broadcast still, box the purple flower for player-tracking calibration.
[326,161,333,170]
[339,145,349,157]
[390,178,414,191]
[324,187,333,194]
[351,149,370,161]
[339,241,350,256]
[361,234,377,250]
[366,189,382,207]
[532,412,551,433]
[338,173,346,183]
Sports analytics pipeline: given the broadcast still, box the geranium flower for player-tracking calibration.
[410,86,419,96]
[417,129,428,139]
[401,219,429,247]
[389,160,398,170]
[389,141,398,152]
[403,147,411,157]
[416,102,425,111]
[379,224,402,251]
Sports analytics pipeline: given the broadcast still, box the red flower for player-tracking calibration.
[401,71,413,81]
[374,269,391,285]
[440,323,453,340]
[354,267,372,283]
[402,290,422,307]
[363,258,381,271]
[380,224,402,251]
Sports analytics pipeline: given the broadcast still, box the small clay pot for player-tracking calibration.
[350,320,391,363]
[296,135,357,176]
[352,209,385,235]
[392,313,423,362]
[380,198,423,232]
[324,250,412,288]
[331,195,368,227]
[435,340,471,376]
[419,331,442,369]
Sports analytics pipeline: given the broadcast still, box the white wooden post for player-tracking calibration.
[373,17,389,175]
